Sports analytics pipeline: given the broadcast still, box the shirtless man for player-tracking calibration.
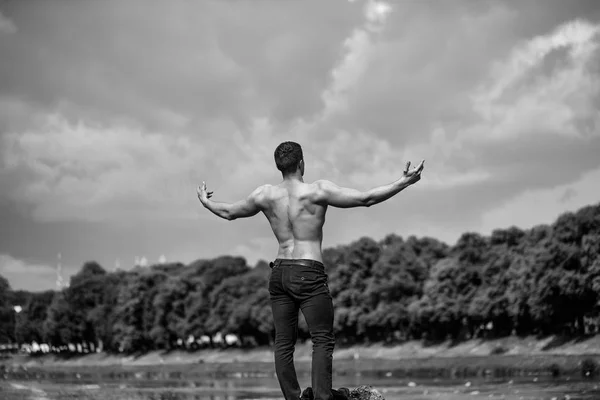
[197,141,424,400]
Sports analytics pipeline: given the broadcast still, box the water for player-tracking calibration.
[1,362,600,400]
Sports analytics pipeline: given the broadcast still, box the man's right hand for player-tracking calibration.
[403,160,425,185]
[197,181,214,206]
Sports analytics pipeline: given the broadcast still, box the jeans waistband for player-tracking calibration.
[270,258,325,270]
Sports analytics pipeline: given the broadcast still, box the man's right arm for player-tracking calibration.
[315,160,424,208]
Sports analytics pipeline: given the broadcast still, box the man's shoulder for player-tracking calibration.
[251,184,272,197]
[311,179,337,191]
[309,180,337,203]
[251,184,283,202]
[312,179,333,187]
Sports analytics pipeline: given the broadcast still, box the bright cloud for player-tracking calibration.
[321,1,392,118]
[1,111,204,222]
[468,19,600,142]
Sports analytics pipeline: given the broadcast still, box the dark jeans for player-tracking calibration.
[269,258,335,400]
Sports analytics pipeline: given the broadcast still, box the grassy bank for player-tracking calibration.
[4,335,600,369]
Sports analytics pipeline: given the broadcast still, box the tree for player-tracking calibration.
[410,258,467,341]
[15,291,55,345]
[183,256,250,345]
[44,292,83,347]
[214,269,272,346]
[361,235,446,341]
[0,275,14,344]
[150,276,189,349]
[327,237,381,342]
[65,262,109,349]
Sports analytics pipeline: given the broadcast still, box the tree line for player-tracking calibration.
[1,202,599,353]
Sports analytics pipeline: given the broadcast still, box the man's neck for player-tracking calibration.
[282,173,304,183]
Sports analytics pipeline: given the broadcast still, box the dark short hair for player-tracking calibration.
[274,142,303,174]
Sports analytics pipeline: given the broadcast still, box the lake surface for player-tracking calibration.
[2,361,600,400]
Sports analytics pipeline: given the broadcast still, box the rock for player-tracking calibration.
[302,385,385,400]
[349,385,385,400]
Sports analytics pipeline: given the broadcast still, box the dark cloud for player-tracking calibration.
[0,0,364,131]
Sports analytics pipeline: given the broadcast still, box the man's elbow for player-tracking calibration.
[221,210,236,221]
[362,193,375,207]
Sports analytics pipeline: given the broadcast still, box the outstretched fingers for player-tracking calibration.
[403,159,425,179]
[197,181,212,198]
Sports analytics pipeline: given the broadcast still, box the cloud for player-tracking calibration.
[289,18,599,198]
[0,254,58,291]
[0,111,209,222]
[481,165,600,233]
[0,0,364,130]
[392,18,600,194]
[467,19,600,141]
[0,10,16,34]
[482,19,600,105]
[0,0,370,224]
[3,8,593,234]
[306,15,600,245]
[220,0,399,189]
[321,0,392,117]
[445,18,600,194]
[192,0,398,198]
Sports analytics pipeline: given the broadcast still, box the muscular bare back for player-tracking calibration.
[198,159,424,264]
[257,181,327,263]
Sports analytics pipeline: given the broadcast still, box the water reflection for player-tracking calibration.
[2,363,600,400]
[3,379,600,400]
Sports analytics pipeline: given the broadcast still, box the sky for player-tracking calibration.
[1,0,600,292]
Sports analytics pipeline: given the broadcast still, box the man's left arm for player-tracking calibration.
[197,182,263,221]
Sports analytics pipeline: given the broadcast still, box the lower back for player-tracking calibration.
[276,239,323,263]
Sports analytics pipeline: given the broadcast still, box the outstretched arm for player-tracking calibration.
[316,160,425,208]
[197,182,263,221]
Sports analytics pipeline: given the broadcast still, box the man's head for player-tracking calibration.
[274,141,304,176]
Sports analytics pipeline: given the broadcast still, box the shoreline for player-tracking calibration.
[4,335,600,369]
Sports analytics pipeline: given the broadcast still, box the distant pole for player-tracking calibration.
[56,253,64,290]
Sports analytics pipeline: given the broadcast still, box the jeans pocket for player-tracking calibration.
[293,269,325,284]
